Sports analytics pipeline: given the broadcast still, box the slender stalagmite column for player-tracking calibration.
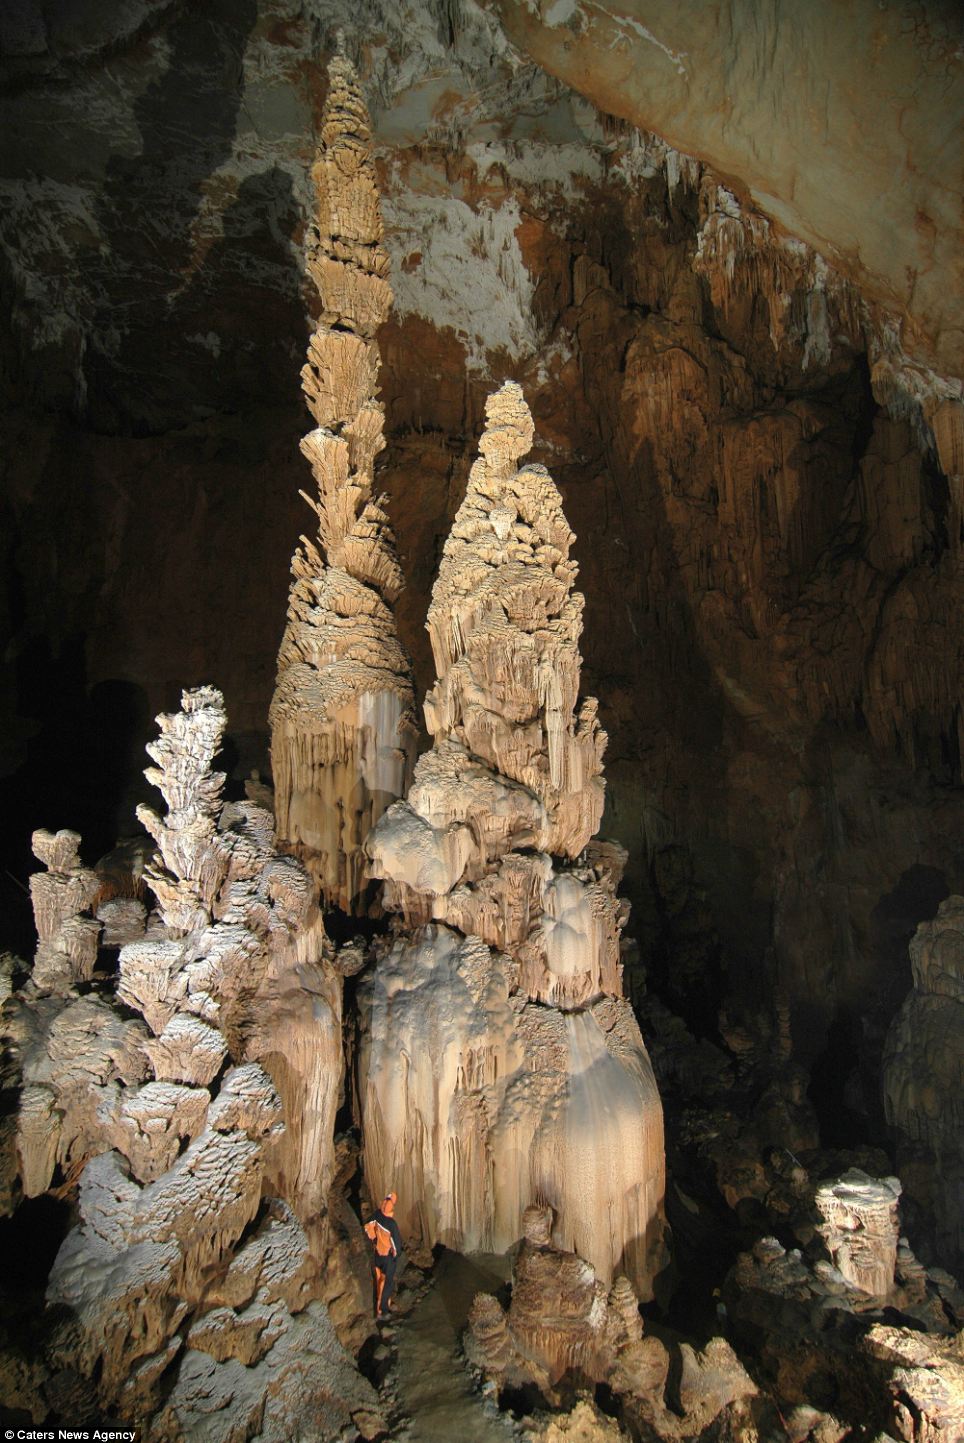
[270,51,415,914]
[361,383,666,1296]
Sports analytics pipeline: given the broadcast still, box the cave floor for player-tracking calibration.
[379,1248,516,1441]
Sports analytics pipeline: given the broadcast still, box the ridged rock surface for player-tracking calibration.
[269,50,415,914]
[1,0,962,1272]
[361,384,666,1296]
[2,689,379,1435]
[883,898,964,1276]
[495,0,964,380]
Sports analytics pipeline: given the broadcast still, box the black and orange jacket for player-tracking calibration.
[365,1209,401,1259]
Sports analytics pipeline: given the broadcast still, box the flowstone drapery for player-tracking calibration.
[360,383,666,1296]
[269,52,415,915]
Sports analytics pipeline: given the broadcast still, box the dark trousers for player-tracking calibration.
[375,1252,397,1314]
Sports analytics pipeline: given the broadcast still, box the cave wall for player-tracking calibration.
[1,0,962,1136]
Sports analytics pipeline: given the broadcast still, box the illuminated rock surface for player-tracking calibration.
[2,689,379,1436]
[362,384,666,1295]
[269,50,415,913]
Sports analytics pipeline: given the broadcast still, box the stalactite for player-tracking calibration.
[270,51,416,915]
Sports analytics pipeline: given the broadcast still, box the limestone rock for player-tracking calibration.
[495,0,963,380]
[96,896,147,948]
[135,686,230,936]
[270,51,415,913]
[2,686,367,1432]
[141,1014,228,1087]
[8,992,148,1197]
[814,1170,901,1299]
[883,899,964,1276]
[469,1216,755,1435]
[362,384,665,1294]
[154,1301,381,1443]
[862,1327,964,1443]
[676,1336,758,1434]
[28,829,101,993]
[521,1401,625,1443]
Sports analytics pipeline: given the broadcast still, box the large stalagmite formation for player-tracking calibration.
[270,51,415,915]
[2,690,379,1436]
[360,382,666,1295]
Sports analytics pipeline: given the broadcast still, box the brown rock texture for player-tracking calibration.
[813,1169,902,1298]
[269,50,416,914]
[467,1204,757,1434]
[494,0,964,380]
[0,0,962,1299]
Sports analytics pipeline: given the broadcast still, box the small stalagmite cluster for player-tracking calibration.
[360,382,666,1295]
[269,51,415,915]
[3,689,380,1437]
[466,1203,757,1437]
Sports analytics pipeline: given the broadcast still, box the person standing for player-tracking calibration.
[365,1190,402,1320]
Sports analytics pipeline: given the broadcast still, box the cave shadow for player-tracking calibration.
[0,633,152,955]
[1,0,312,947]
[84,0,260,432]
[0,169,308,904]
[807,863,949,1149]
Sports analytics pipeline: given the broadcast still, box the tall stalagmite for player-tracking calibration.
[360,383,666,1296]
[270,51,415,914]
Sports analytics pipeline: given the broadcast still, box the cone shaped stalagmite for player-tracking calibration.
[270,51,416,915]
[361,383,667,1297]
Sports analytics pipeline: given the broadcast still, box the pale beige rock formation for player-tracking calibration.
[724,1219,964,1443]
[495,0,963,382]
[270,51,415,913]
[883,898,964,1277]
[4,688,379,1435]
[863,1326,964,1443]
[467,1205,756,1434]
[96,895,147,948]
[361,383,665,1295]
[28,829,101,993]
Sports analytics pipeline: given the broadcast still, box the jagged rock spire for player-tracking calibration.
[136,685,228,936]
[423,380,606,858]
[270,50,415,915]
[360,384,666,1295]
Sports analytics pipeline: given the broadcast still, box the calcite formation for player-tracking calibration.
[28,828,101,994]
[466,1204,757,1435]
[361,383,666,1295]
[270,51,415,914]
[724,1215,964,1443]
[813,1169,902,1299]
[3,689,379,1436]
[883,897,964,1277]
